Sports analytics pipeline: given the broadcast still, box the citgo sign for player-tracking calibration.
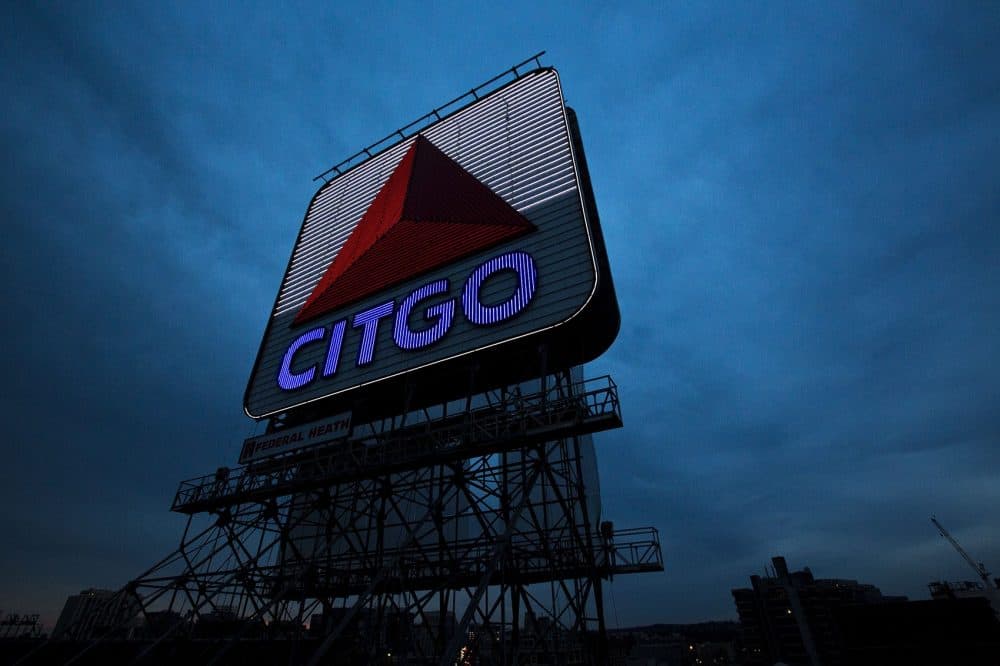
[245,68,618,419]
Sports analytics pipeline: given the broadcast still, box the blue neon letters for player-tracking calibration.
[352,301,395,366]
[277,251,537,391]
[277,327,326,390]
[463,251,538,325]
[393,279,455,350]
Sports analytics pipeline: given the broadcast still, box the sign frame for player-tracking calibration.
[244,67,619,421]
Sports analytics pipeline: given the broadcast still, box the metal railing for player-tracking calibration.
[605,527,664,575]
[314,52,546,183]
[167,527,663,598]
[172,375,621,513]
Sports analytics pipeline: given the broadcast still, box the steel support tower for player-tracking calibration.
[29,372,662,665]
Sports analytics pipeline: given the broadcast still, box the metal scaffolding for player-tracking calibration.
[28,372,662,665]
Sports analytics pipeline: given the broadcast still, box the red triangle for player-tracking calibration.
[294,136,535,326]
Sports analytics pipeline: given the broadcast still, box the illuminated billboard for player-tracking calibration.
[245,68,618,419]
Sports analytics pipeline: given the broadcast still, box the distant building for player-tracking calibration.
[52,589,113,639]
[835,597,1000,665]
[0,612,44,640]
[516,608,587,664]
[731,556,902,666]
[610,622,741,666]
[929,579,993,600]
[412,611,457,656]
[51,588,139,640]
[622,632,684,665]
[140,610,183,639]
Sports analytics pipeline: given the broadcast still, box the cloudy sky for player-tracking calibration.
[2,2,998,628]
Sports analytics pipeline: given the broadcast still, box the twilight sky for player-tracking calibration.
[2,2,998,629]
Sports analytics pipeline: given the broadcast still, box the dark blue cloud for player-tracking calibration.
[2,1,998,628]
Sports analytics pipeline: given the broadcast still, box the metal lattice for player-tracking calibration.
[24,372,662,665]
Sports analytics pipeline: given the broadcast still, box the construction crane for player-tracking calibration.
[931,516,1000,618]
[931,516,995,588]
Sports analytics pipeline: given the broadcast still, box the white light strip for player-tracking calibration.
[274,72,575,316]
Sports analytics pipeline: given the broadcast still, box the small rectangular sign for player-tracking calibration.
[239,412,352,464]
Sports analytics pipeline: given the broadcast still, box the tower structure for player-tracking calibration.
[28,55,663,665]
